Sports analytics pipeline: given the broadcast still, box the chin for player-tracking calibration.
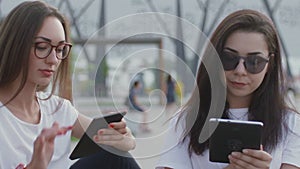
[228,90,251,98]
[37,80,51,88]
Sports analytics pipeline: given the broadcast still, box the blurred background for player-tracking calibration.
[2,0,300,102]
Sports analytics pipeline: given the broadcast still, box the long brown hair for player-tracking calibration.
[180,9,289,155]
[0,1,72,103]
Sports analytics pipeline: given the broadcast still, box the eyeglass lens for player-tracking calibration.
[35,42,71,59]
[221,52,269,74]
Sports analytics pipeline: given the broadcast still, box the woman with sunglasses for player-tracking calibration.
[156,9,300,169]
[0,1,140,169]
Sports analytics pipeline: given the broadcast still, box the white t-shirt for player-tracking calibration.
[156,108,300,169]
[0,92,78,169]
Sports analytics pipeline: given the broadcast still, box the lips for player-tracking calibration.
[39,69,54,77]
[231,81,247,88]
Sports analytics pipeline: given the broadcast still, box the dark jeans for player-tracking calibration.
[70,150,141,169]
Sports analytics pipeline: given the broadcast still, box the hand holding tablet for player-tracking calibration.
[70,111,127,160]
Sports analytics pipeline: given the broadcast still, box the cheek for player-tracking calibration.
[56,60,62,68]
[224,71,231,82]
[28,52,37,71]
[251,70,267,88]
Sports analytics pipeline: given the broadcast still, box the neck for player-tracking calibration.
[0,82,40,123]
[227,94,252,108]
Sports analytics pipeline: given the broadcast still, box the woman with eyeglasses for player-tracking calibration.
[156,9,300,169]
[0,1,139,169]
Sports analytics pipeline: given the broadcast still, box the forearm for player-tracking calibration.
[72,114,92,139]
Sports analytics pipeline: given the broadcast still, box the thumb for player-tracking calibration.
[44,122,60,141]
[52,122,59,129]
[260,144,264,151]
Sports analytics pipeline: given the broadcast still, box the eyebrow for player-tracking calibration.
[223,47,263,56]
[35,36,66,43]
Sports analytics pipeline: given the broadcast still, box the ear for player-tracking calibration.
[268,53,275,59]
[266,53,275,71]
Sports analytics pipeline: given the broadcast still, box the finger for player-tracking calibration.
[228,159,243,169]
[115,128,127,135]
[109,119,126,130]
[93,135,133,150]
[57,126,73,135]
[93,134,123,142]
[231,151,271,168]
[97,128,120,135]
[108,125,130,135]
[241,149,272,168]
[49,122,60,139]
[40,123,60,140]
[93,140,123,147]
[242,149,272,161]
[229,153,255,169]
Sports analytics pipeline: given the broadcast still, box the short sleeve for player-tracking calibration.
[37,92,79,126]
[156,114,193,169]
[58,99,79,126]
[281,112,300,167]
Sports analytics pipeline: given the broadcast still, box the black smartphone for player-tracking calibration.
[209,118,263,163]
[69,111,127,160]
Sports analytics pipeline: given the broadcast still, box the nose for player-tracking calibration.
[233,58,247,75]
[46,48,59,64]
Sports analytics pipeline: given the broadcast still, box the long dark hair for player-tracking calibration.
[179,9,290,155]
[0,1,72,103]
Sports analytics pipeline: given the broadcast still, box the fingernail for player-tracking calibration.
[109,124,114,128]
[67,126,73,130]
[98,130,103,134]
[242,149,248,153]
[94,136,98,141]
[231,152,238,156]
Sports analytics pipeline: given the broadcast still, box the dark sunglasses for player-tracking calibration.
[220,51,269,74]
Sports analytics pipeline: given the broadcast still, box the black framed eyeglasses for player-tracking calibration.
[220,51,270,74]
[33,42,72,60]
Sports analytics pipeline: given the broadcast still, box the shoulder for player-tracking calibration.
[37,91,76,115]
[37,92,78,124]
[167,110,190,142]
[277,110,300,168]
[284,110,300,133]
[156,113,192,169]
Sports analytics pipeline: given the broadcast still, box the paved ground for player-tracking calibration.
[72,95,300,169]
